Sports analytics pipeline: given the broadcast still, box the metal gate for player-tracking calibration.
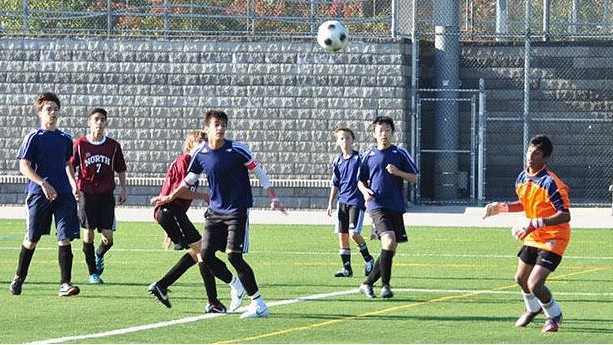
[413,79,486,205]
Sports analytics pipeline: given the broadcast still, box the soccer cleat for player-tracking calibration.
[148,282,171,308]
[364,259,375,276]
[9,277,24,296]
[95,254,105,275]
[334,268,353,277]
[380,285,394,299]
[229,279,246,312]
[89,273,103,284]
[58,283,80,297]
[359,283,375,298]
[542,313,562,333]
[205,300,227,314]
[514,309,542,327]
[240,301,269,319]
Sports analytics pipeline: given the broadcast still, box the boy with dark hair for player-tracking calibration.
[155,110,286,318]
[326,127,374,278]
[483,134,570,332]
[357,116,419,299]
[10,92,81,297]
[149,130,244,313]
[71,108,127,284]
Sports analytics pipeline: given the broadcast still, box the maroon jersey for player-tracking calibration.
[153,153,199,220]
[71,136,127,194]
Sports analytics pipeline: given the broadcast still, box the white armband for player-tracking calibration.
[252,164,272,190]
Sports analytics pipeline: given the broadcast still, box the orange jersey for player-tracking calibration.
[515,167,571,256]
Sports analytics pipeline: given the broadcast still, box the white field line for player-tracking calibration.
[1,246,612,260]
[28,287,613,344]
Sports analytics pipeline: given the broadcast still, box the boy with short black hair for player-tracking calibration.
[10,92,81,297]
[71,108,127,284]
[483,134,569,332]
[357,116,419,299]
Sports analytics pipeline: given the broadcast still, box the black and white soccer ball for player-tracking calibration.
[317,20,349,52]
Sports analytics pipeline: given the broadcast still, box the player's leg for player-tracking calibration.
[529,250,563,332]
[378,230,397,299]
[348,206,374,275]
[93,193,116,276]
[514,246,541,327]
[334,203,353,277]
[55,194,81,297]
[10,194,50,295]
[78,193,99,282]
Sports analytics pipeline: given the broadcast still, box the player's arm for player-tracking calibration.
[116,171,127,205]
[386,164,418,183]
[151,172,198,205]
[65,161,79,201]
[326,186,339,217]
[247,160,286,214]
[357,180,374,202]
[19,159,58,201]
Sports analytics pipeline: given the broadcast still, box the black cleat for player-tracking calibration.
[205,300,227,314]
[148,282,171,308]
[9,277,24,296]
[380,285,394,299]
[359,283,375,298]
[515,309,542,327]
[334,268,353,277]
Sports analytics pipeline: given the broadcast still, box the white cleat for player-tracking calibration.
[229,279,246,312]
[240,302,269,319]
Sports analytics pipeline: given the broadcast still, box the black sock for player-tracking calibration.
[82,242,96,275]
[58,245,73,284]
[16,246,35,280]
[364,257,381,286]
[199,262,218,303]
[358,243,373,262]
[96,242,113,258]
[158,253,196,289]
[380,249,395,286]
[340,248,351,271]
[228,252,258,296]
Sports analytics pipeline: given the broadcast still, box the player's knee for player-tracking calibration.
[227,252,247,269]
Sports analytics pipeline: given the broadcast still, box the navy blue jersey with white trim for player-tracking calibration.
[331,150,365,209]
[17,129,74,194]
[187,139,254,214]
[359,145,418,213]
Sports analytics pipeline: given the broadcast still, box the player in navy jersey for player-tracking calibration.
[149,130,245,313]
[357,116,419,299]
[10,92,81,297]
[155,110,286,319]
[326,127,374,278]
[71,108,127,284]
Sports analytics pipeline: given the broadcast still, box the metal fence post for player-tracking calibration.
[478,78,486,205]
[523,0,531,154]
[22,0,29,33]
[543,0,550,41]
[107,0,112,36]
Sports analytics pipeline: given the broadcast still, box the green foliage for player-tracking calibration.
[0,219,612,343]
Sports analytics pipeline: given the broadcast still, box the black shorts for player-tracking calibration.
[517,245,563,272]
[370,208,408,243]
[26,193,80,242]
[203,208,249,253]
[155,205,202,246]
[335,203,365,234]
[79,192,116,231]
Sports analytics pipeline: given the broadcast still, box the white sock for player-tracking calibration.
[540,298,561,318]
[522,292,541,313]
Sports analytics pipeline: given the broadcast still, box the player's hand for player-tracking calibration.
[270,199,287,215]
[482,202,508,219]
[326,205,333,217]
[41,180,58,201]
[118,190,127,205]
[362,188,375,202]
[150,195,172,205]
[511,218,544,240]
[385,164,399,176]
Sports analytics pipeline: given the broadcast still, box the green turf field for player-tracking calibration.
[0,218,611,343]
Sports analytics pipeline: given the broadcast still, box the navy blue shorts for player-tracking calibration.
[26,193,80,242]
[79,192,116,231]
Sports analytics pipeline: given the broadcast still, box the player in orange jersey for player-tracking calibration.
[483,134,570,333]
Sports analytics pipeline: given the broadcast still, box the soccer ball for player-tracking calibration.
[317,20,349,52]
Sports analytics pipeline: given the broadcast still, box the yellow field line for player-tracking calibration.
[215,267,607,344]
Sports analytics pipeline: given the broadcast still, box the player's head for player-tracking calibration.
[204,110,228,140]
[371,116,395,148]
[184,130,206,154]
[89,108,107,121]
[34,92,61,113]
[526,134,552,172]
[333,127,355,151]
[88,108,108,134]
